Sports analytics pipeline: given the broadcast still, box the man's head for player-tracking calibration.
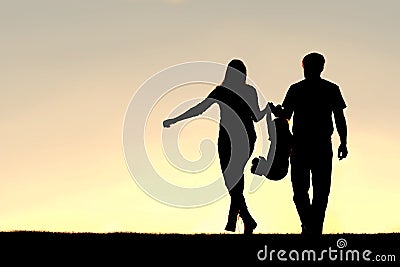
[302,52,325,79]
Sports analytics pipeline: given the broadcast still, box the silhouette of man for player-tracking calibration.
[279,52,348,237]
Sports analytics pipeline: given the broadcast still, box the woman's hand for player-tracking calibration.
[163,118,176,128]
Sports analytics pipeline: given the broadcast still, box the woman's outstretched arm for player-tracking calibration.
[163,98,214,128]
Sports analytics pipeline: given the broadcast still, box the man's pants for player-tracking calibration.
[290,143,333,235]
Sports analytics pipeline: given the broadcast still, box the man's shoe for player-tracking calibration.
[301,224,311,236]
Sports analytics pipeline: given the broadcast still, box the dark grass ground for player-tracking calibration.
[0,231,398,265]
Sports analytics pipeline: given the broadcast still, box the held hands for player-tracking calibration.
[268,102,284,118]
[338,143,348,160]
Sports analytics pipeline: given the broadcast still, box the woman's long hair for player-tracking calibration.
[221,59,247,89]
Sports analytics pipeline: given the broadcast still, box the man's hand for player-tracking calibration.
[338,143,348,160]
[163,118,176,128]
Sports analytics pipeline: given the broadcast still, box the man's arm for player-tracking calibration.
[333,109,348,160]
[281,86,295,121]
[265,104,274,140]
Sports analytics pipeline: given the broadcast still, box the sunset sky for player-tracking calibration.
[1,0,399,234]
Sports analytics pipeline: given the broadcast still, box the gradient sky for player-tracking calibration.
[1,0,399,234]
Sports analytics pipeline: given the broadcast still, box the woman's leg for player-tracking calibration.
[219,133,257,233]
[237,139,257,234]
[224,174,247,232]
[218,132,239,231]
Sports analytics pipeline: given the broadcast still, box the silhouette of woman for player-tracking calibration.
[163,59,267,234]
